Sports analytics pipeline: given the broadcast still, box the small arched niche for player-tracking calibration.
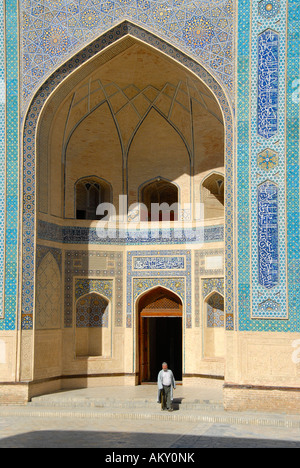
[75,292,109,357]
[203,291,225,359]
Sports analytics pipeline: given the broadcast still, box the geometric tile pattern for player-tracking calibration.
[76,292,109,328]
[206,292,224,328]
[35,251,62,330]
[258,0,280,19]
[257,148,279,171]
[20,0,234,113]
[286,0,300,332]
[0,0,19,331]
[0,3,5,320]
[75,280,112,327]
[65,250,123,328]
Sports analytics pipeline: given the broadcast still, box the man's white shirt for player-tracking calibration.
[162,370,172,386]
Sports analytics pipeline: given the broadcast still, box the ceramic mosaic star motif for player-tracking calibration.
[21,0,234,112]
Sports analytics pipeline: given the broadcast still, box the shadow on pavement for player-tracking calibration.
[1,430,300,448]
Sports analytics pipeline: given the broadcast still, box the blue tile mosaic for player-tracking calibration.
[257,181,279,290]
[20,0,234,114]
[0,0,19,331]
[0,2,4,320]
[257,29,279,139]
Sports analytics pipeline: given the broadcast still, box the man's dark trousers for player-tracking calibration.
[161,385,171,410]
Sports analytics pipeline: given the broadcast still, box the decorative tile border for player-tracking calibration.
[37,220,224,245]
[286,0,300,332]
[127,249,191,327]
[237,0,294,330]
[0,2,4,320]
[0,0,19,331]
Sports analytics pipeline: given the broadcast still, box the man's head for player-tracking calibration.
[162,362,168,371]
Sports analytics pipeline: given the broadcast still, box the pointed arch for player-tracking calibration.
[21,21,234,334]
[36,252,62,330]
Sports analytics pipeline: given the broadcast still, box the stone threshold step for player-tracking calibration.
[29,398,223,411]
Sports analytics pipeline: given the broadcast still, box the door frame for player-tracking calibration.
[137,287,183,384]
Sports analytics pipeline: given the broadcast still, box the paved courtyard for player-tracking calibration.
[1,412,300,448]
[1,386,300,448]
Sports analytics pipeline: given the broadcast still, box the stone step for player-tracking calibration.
[30,395,223,411]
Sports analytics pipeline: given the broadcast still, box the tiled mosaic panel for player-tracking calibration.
[21,25,234,330]
[37,219,224,245]
[75,280,112,327]
[0,1,4,319]
[132,256,185,270]
[21,0,234,113]
[257,29,279,139]
[286,0,300,332]
[257,181,279,290]
[237,0,295,330]
[127,250,191,328]
[0,0,19,330]
[206,292,224,328]
[65,250,123,327]
[252,0,288,321]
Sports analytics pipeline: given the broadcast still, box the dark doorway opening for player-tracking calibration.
[138,287,183,384]
[147,317,182,382]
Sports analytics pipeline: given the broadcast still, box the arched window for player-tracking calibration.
[140,178,178,221]
[201,173,224,220]
[75,177,111,220]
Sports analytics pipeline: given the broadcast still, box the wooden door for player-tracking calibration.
[139,315,150,383]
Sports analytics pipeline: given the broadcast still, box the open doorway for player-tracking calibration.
[138,287,183,384]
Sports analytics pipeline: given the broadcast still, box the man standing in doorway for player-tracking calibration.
[157,362,176,411]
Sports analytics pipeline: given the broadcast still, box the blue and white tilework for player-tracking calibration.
[75,278,113,327]
[257,29,279,139]
[206,292,224,328]
[237,0,298,329]
[0,0,19,331]
[0,1,4,320]
[257,181,279,290]
[20,0,234,113]
[251,0,288,321]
